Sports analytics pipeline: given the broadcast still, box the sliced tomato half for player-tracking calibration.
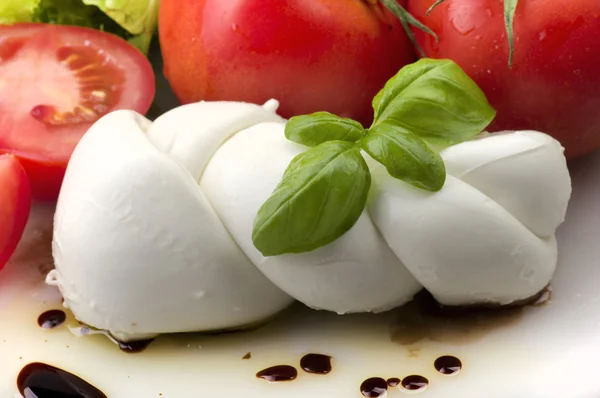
[0,154,31,271]
[0,24,155,200]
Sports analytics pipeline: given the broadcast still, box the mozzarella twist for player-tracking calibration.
[49,100,571,341]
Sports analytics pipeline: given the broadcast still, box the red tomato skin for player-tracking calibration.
[0,155,31,271]
[159,0,417,126]
[0,24,156,201]
[407,0,600,158]
[12,156,64,202]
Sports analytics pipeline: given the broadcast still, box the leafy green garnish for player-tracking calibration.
[252,58,496,257]
[83,0,160,54]
[31,0,133,41]
[0,0,38,24]
[284,112,364,147]
[0,0,159,54]
[372,58,496,149]
[252,141,371,256]
[362,123,446,191]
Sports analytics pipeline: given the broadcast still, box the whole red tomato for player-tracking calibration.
[407,0,600,158]
[159,0,417,126]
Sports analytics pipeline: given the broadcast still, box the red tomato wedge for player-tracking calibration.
[0,24,155,200]
[0,154,31,271]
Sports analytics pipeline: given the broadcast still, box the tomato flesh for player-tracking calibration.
[0,155,31,272]
[159,0,417,127]
[0,24,155,200]
[407,0,600,158]
[29,45,125,126]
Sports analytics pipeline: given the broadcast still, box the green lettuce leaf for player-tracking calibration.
[0,0,39,24]
[0,0,158,54]
[83,0,160,54]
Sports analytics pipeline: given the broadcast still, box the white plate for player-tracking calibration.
[2,42,600,398]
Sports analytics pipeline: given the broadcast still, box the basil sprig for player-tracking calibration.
[362,122,446,191]
[372,59,496,149]
[252,58,495,257]
[252,141,370,256]
[284,112,364,147]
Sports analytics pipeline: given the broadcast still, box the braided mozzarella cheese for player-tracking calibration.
[49,100,571,342]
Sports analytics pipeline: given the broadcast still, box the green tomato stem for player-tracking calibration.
[378,0,439,58]
[426,0,446,16]
[504,0,519,68]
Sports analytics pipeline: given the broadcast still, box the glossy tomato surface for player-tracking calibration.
[407,0,600,158]
[159,0,417,127]
[0,24,155,200]
[0,155,31,271]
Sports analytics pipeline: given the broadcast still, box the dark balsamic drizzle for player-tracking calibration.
[360,377,388,397]
[434,355,462,375]
[391,290,527,346]
[300,353,332,374]
[17,362,107,398]
[401,375,429,391]
[37,310,66,330]
[242,352,252,360]
[256,365,298,382]
[116,338,155,353]
[387,377,401,387]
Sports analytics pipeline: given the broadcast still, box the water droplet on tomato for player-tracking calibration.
[450,16,474,35]
[448,2,493,35]
[539,30,547,41]
[573,69,582,76]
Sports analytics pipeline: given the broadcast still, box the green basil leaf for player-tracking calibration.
[252,141,371,256]
[372,58,496,149]
[284,112,364,147]
[362,123,446,191]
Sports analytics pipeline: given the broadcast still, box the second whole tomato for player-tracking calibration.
[159,0,417,127]
[407,0,600,158]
